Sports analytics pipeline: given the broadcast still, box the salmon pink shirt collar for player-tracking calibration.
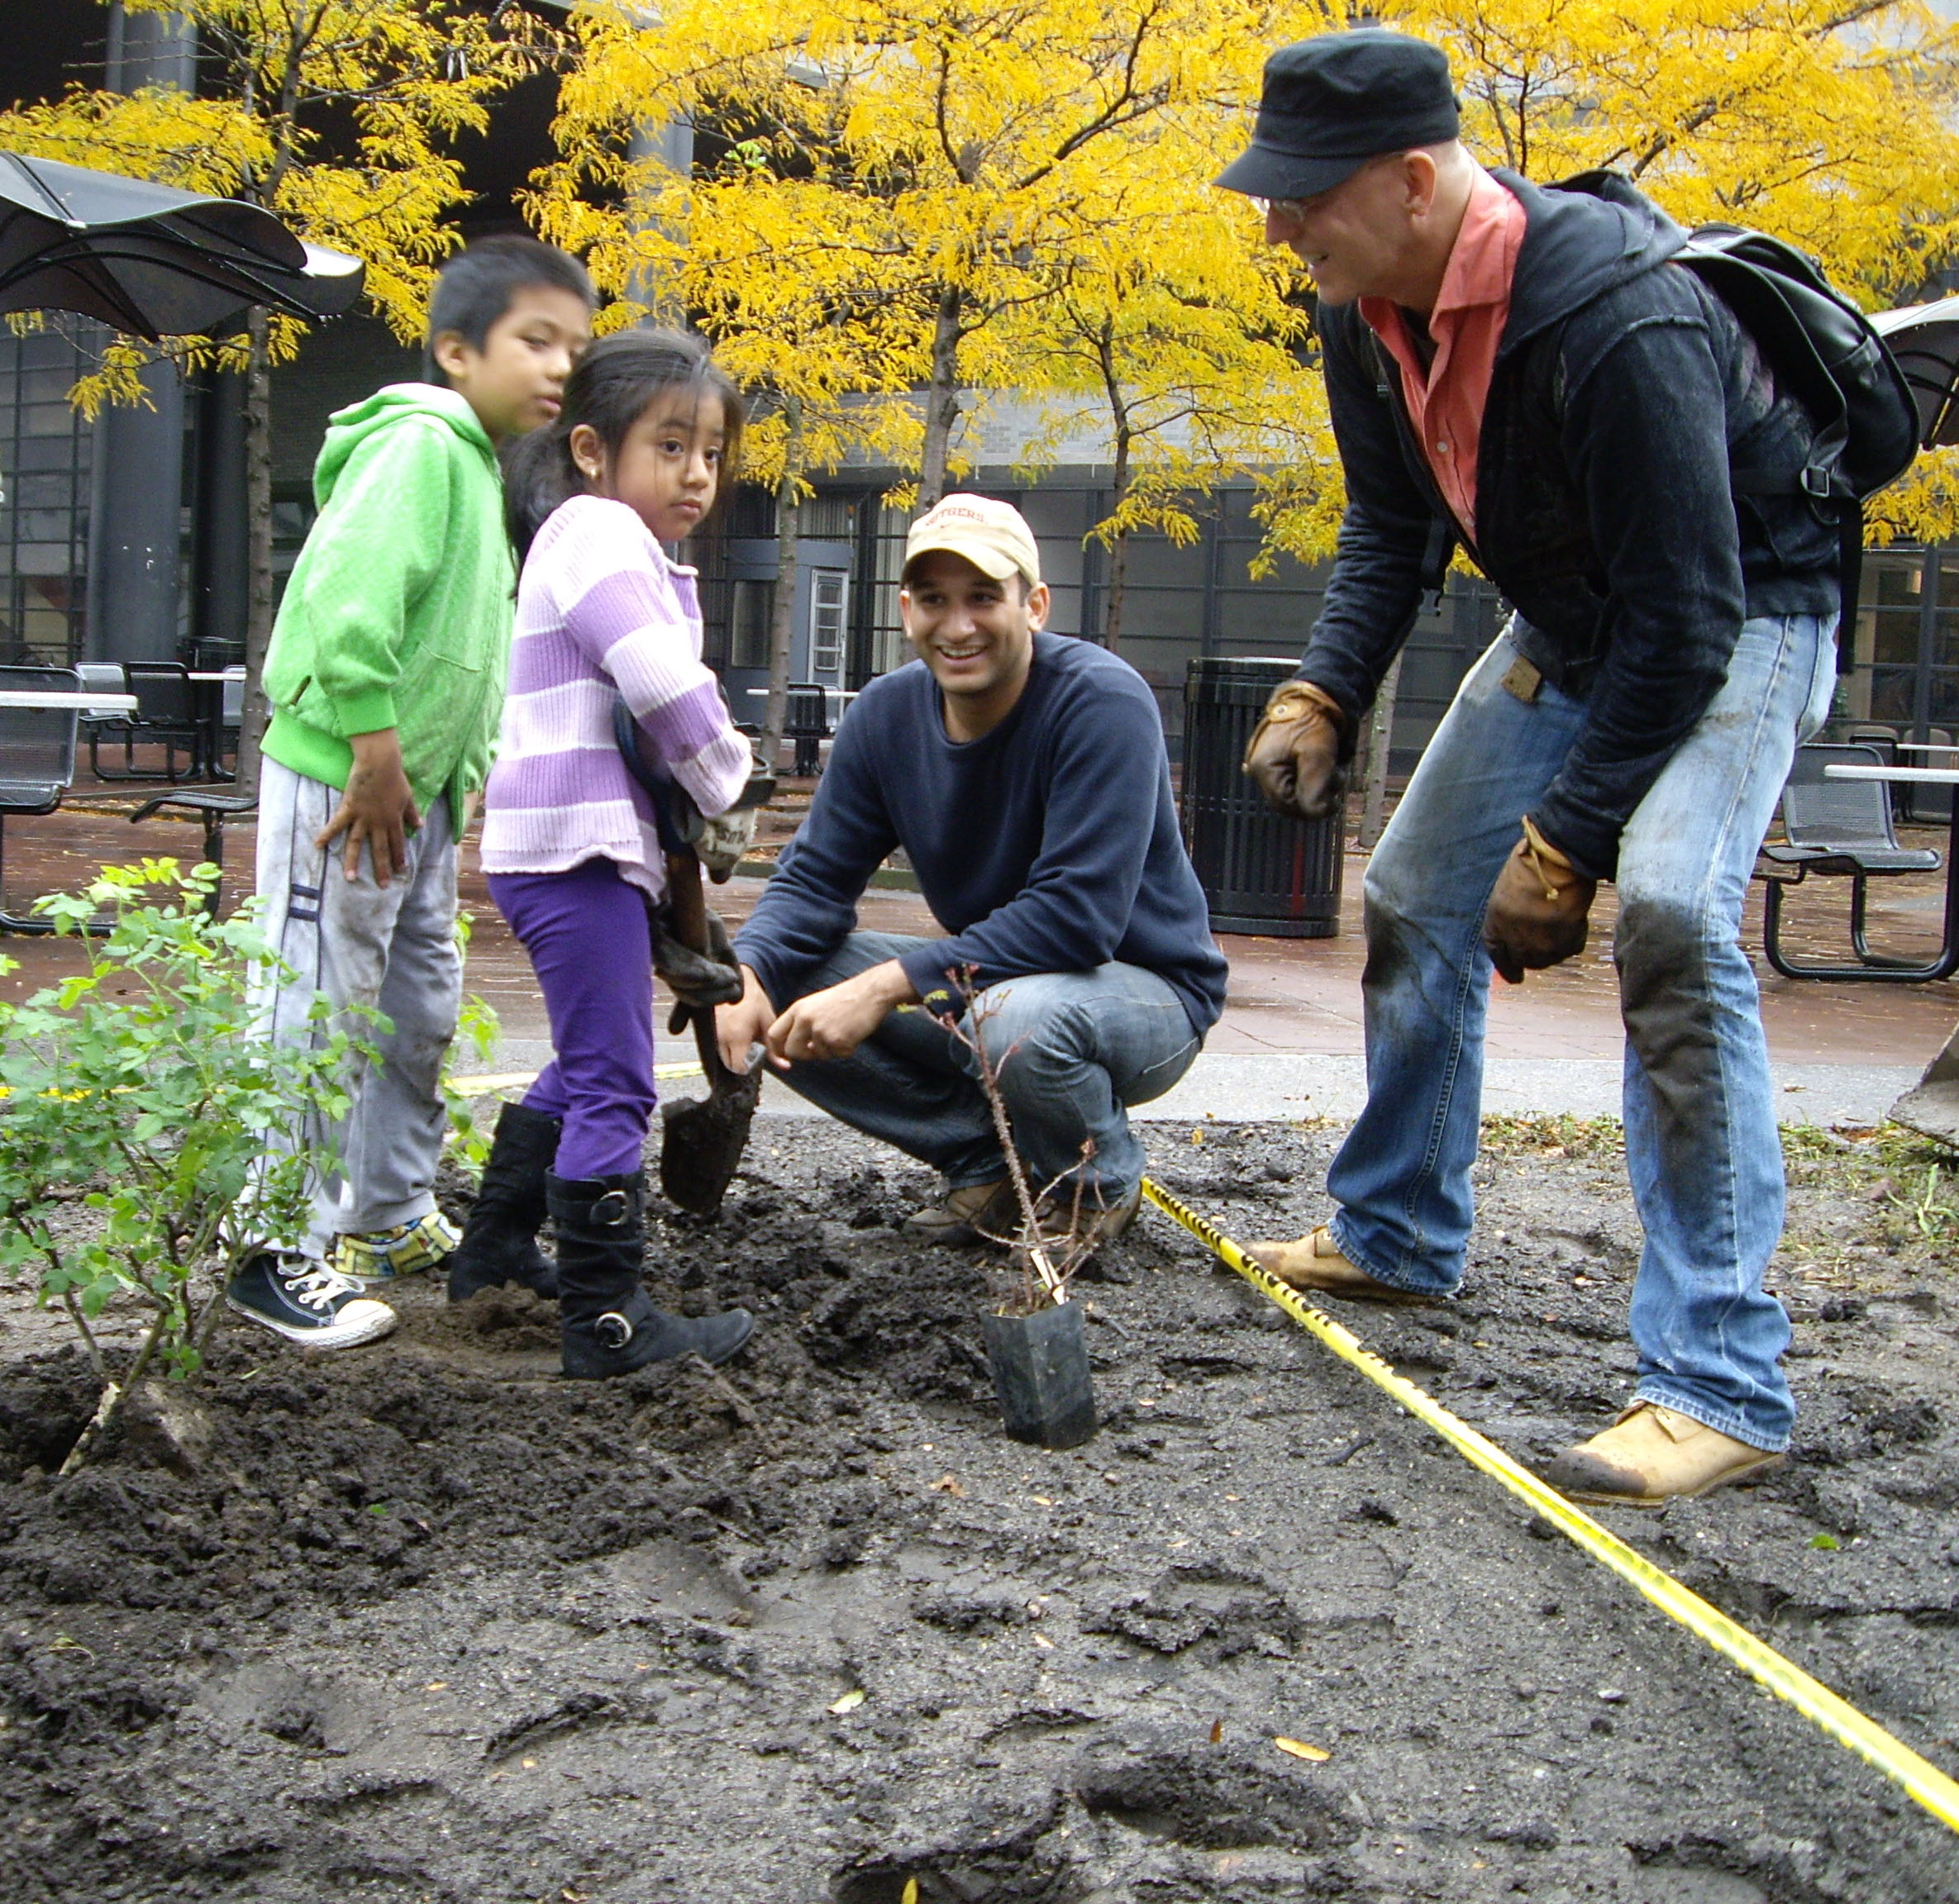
[1359,167,1527,542]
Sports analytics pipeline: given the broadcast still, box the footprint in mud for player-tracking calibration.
[1073,1736,1356,1853]
[1084,1564,1302,1663]
[830,1790,1073,1903]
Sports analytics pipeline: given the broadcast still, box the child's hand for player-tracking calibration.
[317,729,420,885]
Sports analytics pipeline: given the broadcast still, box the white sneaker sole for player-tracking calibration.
[225,1294,399,1350]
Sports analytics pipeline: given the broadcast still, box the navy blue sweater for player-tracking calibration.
[735,633,1227,1036]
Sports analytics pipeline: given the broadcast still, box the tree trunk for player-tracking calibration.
[235,309,274,798]
[1103,531,1130,650]
[917,286,964,507]
[1100,425,1132,649]
[760,395,803,774]
[1358,650,1404,850]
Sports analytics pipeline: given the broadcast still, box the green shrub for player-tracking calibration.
[0,861,373,1470]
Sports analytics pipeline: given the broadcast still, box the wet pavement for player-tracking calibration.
[2,773,1955,1126]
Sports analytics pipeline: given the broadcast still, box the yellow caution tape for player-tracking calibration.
[1138,1174,1959,1839]
[447,1063,706,1098]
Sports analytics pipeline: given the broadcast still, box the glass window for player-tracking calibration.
[1927,669,1959,731]
[1933,552,1959,669]
[1868,665,1918,726]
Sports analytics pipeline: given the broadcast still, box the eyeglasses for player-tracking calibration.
[1251,197,1309,221]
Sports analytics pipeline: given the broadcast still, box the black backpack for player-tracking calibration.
[1656,217,1918,630]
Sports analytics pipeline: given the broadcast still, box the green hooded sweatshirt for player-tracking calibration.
[261,383,516,815]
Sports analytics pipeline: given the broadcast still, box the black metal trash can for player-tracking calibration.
[1180,656,1343,937]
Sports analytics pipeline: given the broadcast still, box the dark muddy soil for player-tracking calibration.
[2,1117,1957,1904]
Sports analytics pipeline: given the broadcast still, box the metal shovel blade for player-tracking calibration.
[660,1011,761,1216]
[1889,1018,1959,1148]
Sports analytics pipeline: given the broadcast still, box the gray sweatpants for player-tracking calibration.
[254,756,460,1259]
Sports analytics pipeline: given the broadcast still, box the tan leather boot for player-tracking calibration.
[903,1179,1013,1247]
[1044,1182,1142,1250]
[1540,1402,1783,1507]
[1244,1226,1436,1305]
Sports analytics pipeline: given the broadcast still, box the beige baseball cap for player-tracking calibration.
[903,493,1042,588]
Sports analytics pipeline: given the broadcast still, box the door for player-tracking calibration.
[807,568,848,685]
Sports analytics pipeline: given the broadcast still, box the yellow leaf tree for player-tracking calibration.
[1386,0,1959,543]
[539,0,1959,687]
[1002,136,1329,643]
[0,0,553,772]
[536,0,1332,622]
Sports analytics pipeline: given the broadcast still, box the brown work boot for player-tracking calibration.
[903,1179,1013,1247]
[1245,1226,1436,1305]
[1539,1402,1783,1508]
[1082,1183,1142,1247]
[1039,1182,1142,1250]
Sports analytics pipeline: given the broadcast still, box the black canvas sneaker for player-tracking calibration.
[226,1253,398,1349]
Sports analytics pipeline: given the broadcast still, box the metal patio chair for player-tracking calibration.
[0,665,108,935]
[1760,742,1945,978]
[88,661,204,782]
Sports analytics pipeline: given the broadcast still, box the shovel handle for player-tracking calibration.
[664,846,735,1083]
[665,845,713,956]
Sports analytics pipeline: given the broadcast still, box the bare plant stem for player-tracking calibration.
[974,1047,1066,1304]
[937,969,1111,1310]
[58,1304,169,1477]
[59,1290,107,1383]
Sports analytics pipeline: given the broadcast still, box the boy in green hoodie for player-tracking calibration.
[231,236,594,1350]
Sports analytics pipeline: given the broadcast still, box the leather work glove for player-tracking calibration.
[1483,816,1599,984]
[1242,679,1353,821]
[654,902,745,1028]
[694,804,759,883]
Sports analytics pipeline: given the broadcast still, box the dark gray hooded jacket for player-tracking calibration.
[1302,169,1839,877]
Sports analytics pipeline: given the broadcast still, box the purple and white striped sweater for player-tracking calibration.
[480,495,750,900]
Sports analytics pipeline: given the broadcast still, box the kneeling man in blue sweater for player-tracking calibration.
[717,495,1228,1245]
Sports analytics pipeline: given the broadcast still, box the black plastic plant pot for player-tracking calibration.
[984,1299,1097,1449]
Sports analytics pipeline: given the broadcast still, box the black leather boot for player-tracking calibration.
[546,1169,754,1378]
[446,1102,562,1302]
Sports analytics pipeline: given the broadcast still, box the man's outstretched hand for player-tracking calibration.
[716,966,779,1074]
[316,728,419,885]
[1242,679,1351,821]
[1484,817,1598,983]
[760,959,920,1071]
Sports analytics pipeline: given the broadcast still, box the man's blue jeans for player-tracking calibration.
[1327,614,1837,1451]
[765,932,1201,1202]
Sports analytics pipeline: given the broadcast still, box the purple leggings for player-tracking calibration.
[489,859,657,1181]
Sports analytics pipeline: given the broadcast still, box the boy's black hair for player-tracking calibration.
[423,236,595,383]
[502,327,746,557]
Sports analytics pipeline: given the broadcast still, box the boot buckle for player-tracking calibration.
[591,1189,631,1226]
[594,1310,634,1349]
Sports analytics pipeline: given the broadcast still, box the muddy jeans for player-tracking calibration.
[765,931,1201,1202]
[253,757,460,1259]
[1327,614,1837,1452]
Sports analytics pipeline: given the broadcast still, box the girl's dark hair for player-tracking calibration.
[502,328,746,557]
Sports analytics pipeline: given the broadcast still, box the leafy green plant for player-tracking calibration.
[0,861,373,1471]
[440,908,501,1179]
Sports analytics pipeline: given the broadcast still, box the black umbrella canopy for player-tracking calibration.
[1871,297,1959,450]
[0,150,364,340]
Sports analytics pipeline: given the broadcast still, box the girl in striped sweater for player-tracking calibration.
[451,331,755,1378]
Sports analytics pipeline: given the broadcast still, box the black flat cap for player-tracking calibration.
[1215,31,1460,201]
